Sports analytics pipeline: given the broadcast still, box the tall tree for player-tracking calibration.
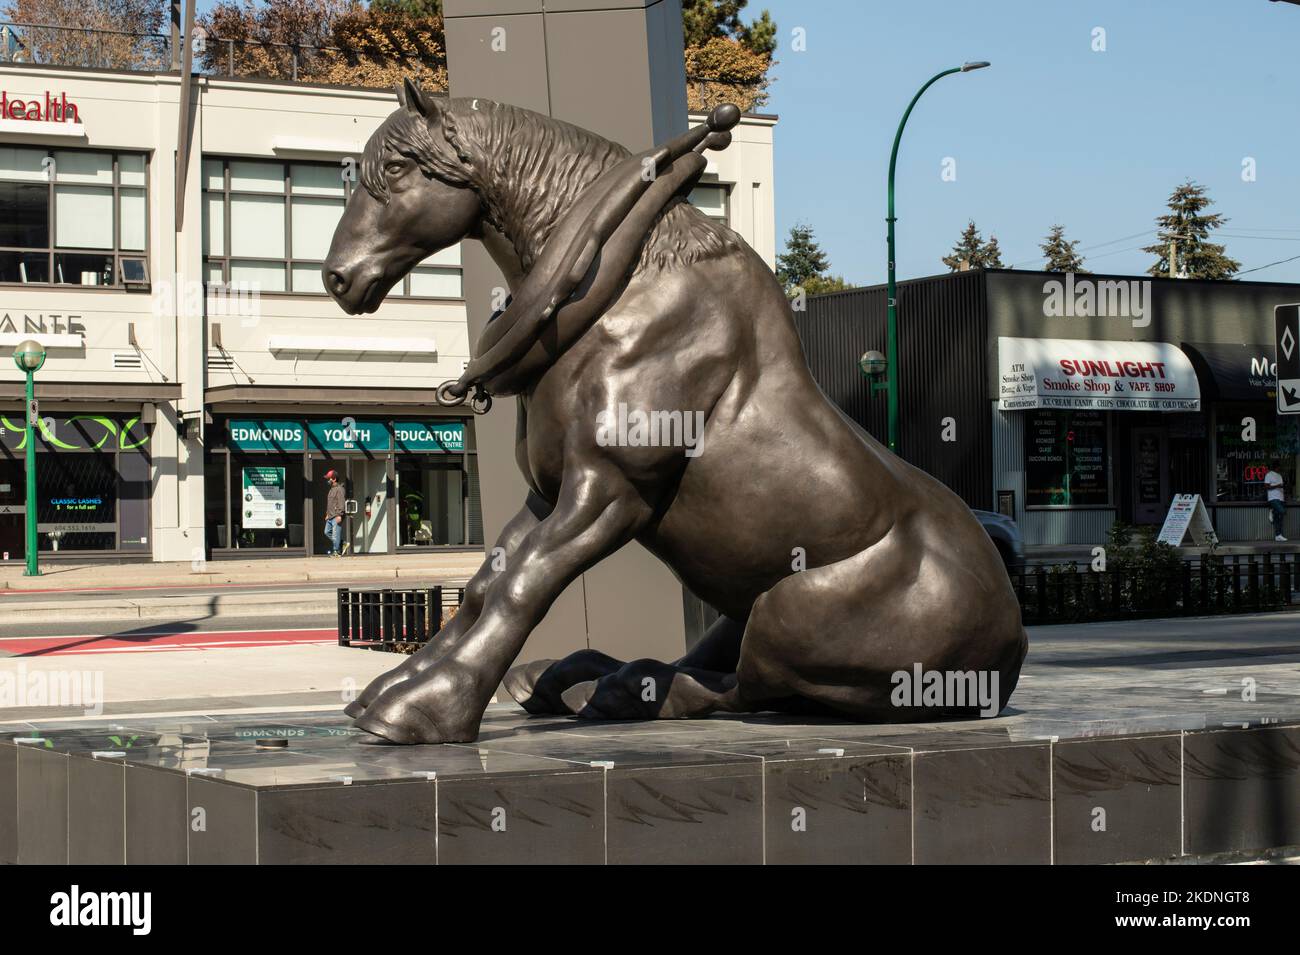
[776,223,852,295]
[1040,224,1088,273]
[942,220,1003,271]
[369,0,441,15]
[681,0,775,55]
[1143,180,1240,280]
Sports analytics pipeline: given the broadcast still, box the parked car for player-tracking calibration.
[972,509,1025,574]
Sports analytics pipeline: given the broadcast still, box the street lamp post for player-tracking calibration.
[885,61,990,453]
[13,339,46,577]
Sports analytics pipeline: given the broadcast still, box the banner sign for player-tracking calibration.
[998,337,1200,412]
[0,414,149,453]
[227,420,305,452]
[227,418,465,453]
[241,467,286,530]
[392,421,465,452]
[306,419,391,453]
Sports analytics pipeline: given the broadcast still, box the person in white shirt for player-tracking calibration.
[1263,467,1287,542]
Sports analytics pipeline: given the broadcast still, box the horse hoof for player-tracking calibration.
[353,708,446,745]
[343,699,366,719]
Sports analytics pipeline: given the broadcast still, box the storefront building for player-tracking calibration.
[798,269,1300,547]
[0,62,776,561]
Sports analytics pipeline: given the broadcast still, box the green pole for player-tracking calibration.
[23,365,38,576]
[886,62,989,454]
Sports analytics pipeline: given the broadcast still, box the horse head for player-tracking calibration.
[324,78,483,315]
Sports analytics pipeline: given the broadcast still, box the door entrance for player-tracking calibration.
[0,458,24,559]
[1132,429,1169,524]
[351,458,390,555]
[308,456,391,555]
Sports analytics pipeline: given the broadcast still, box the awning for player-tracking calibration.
[1180,342,1275,402]
[997,337,1200,412]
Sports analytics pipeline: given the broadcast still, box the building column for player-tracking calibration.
[444,0,692,665]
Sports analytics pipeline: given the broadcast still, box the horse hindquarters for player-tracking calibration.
[728,529,1028,721]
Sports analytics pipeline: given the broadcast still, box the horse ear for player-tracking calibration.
[398,77,433,118]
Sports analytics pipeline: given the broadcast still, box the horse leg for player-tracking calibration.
[354,464,650,743]
[344,491,550,718]
[503,612,745,716]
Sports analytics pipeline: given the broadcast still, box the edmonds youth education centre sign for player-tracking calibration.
[998,337,1201,412]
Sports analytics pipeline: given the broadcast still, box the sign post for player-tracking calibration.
[1275,303,1300,415]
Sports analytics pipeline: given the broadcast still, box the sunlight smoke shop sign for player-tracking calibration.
[392,421,464,452]
[998,337,1200,412]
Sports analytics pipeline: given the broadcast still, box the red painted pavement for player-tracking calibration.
[0,627,336,657]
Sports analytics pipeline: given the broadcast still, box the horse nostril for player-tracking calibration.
[326,269,350,296]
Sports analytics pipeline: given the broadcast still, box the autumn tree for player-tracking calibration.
[1142,180,1240,280]
[1040,224,1088,273]
[682,0,775,112]
[942,220,1004,271]
[1,0,168,69]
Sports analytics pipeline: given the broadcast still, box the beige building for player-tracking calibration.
[0,64,776,563]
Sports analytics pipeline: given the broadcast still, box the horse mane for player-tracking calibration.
[362,96,743,275]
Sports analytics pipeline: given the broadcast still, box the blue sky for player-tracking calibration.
[758,0,1300,284]
[193,0,1298,283]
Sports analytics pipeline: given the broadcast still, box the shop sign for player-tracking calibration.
[0,414,148,452]
[1156,494,1218,547]
[998,337,1200,412]
[241,467,286,530]
[227,420,305,452]
[1276,304,1300,415]
[307,419,391,453]
[392,421,464,452]
[0,89,83,132]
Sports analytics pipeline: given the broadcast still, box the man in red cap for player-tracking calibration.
[323,469,346,556]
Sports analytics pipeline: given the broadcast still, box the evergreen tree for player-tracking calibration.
[370,0,441,16]
[1142,180,1240,279]
[776,223,851,294]
[681,0,776,55]
[1040,224,1088,273]
[942,220,1003,271]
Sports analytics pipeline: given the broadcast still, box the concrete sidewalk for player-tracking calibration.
[0,550,484,594]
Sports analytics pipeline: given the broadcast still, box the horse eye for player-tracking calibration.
[384,161,406,177]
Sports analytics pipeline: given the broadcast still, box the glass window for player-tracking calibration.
[1214,403,1300,503]
[36,451,117,552]
[229,160,284,193]
[203,193,225,256]
[290,196,344,259]
[230,260,286,292]
[0,146,47,181]
[408,265,462,298]
[688,183,729,222]
[202,156,464,299]
[55,184,114,248]
[397,458,465,546]
[230,193,285,258]
[0,182,49,247]
[0,148,148,287]
[120,188,147,251]
[227,454,305,549]
[1025,410,1110,506]
[53,150,112,184]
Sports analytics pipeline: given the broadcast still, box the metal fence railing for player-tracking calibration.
[1,22,170,71]
[1012,554,1297,625]
[337,585,464,651]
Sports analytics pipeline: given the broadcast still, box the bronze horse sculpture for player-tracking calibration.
[324,79,1027,744]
